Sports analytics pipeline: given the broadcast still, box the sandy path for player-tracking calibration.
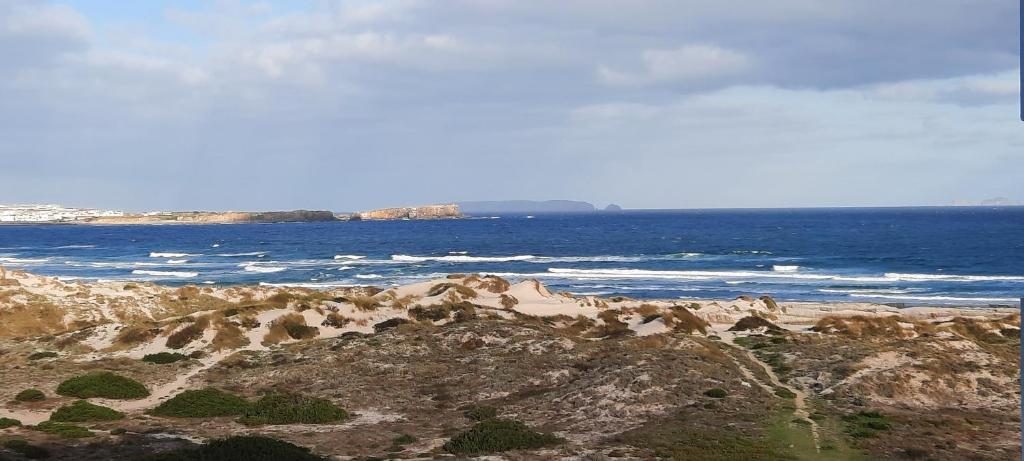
[720,332,820,452]
[98,351,233,412]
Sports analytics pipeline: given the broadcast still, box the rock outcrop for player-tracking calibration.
[354,204,461,220]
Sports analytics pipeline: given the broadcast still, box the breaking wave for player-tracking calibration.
[131,270,197,278]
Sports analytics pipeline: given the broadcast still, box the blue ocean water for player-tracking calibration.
[0,208,1022,306]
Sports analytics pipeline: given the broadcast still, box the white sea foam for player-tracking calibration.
[239,263,286,273]
[333,255,366,260]
[216,252,267,257]
[392,254,537,263]
[846,293,1019,303]
[882,272,1024,282]
[167,259,189,264]
[54,244,97,249]
[149,252,197,258]
[773,265,800,272]
[0,257,49,264]
[354,274,383,279]
[132,270,198,278]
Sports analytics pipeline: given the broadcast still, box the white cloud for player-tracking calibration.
[599,44,750,86]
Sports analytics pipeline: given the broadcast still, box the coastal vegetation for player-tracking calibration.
[443,419,561,454]
[140,435,326,461]
[149,388,251,418]
[142,352,190,364]
[15,388,46,402]
[50,400,124,422]
[56,371,149,399]
[238,392,347,426]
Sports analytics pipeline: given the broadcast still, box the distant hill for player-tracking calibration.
[949,197,1022,207]
[457,200,596,214]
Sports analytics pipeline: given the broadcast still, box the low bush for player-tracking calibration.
[843,410,892,438]
[3,439,50,459]
[140,435,326,461]
[27,351,58,360]
[464,405,498,421]
[0,417,22,428]
[774,387,797,399]
[703,388,728,398]
[142,352,190,364]
[15,388,46,402]
[33,421,94,438]
[56,371,150,399]
[150,388,251,418]
[238,392,347,426]
[50,400,124,422]
[443,419,560,454]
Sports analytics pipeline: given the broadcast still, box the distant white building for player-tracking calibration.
[0,204,124,223]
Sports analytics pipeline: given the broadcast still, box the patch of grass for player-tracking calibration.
[139,435,326,461]
[27,351,58,360]
[50,400,124,422]
[56,371,150,399]
[15,388,46,402]
[392,434,416,445]
[142,352,190,364]
[842,411,892,438]
[464,405,498,421]
[0,417,22,428]
[703,388,728,398]
[443,419,561,454]
[32,421,94,438]
[149,388,251,418]
[3,439,50,459]
[238,392,347,426]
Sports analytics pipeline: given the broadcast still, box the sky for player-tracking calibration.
[0,0,1021,211]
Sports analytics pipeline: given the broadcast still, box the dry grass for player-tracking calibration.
[212,318,250,351]
[166,316,210,349]
[263,313,318,346]
[499,294,518,309]
[476,276,511,294]
[321,312,350,328]
[427,283,478,299]
[347,295,381,311]
[110,325,159,350]
[663,305,708,335]
[812,315,914,339]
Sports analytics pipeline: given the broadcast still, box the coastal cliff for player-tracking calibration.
[353,204,462,220]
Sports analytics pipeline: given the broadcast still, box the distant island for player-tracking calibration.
[948,197,1022,207]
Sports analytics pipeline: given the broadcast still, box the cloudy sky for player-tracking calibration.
[1,0,1020,211]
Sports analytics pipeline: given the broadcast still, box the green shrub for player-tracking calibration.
[56,371,149,399]
[142,352,190,364]
[703,388,728,398]
[238,392,347,426]
[0,417,22,428]
[3,439,50,459]
[15,388,45,402]
[33,421,94,438]
[464,405,498,421]
[50,400,125,422]
[140,435,325,461]
[27,351,58,360]
[392,434,416,445]
[443,419,561,454]
[843,410,892,438]
[150,388,251,418]
[774,387,797,399]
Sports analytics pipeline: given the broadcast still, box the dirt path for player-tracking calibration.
[720,333,821,452]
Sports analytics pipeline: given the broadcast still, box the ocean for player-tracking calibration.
[0,207,1021,306]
